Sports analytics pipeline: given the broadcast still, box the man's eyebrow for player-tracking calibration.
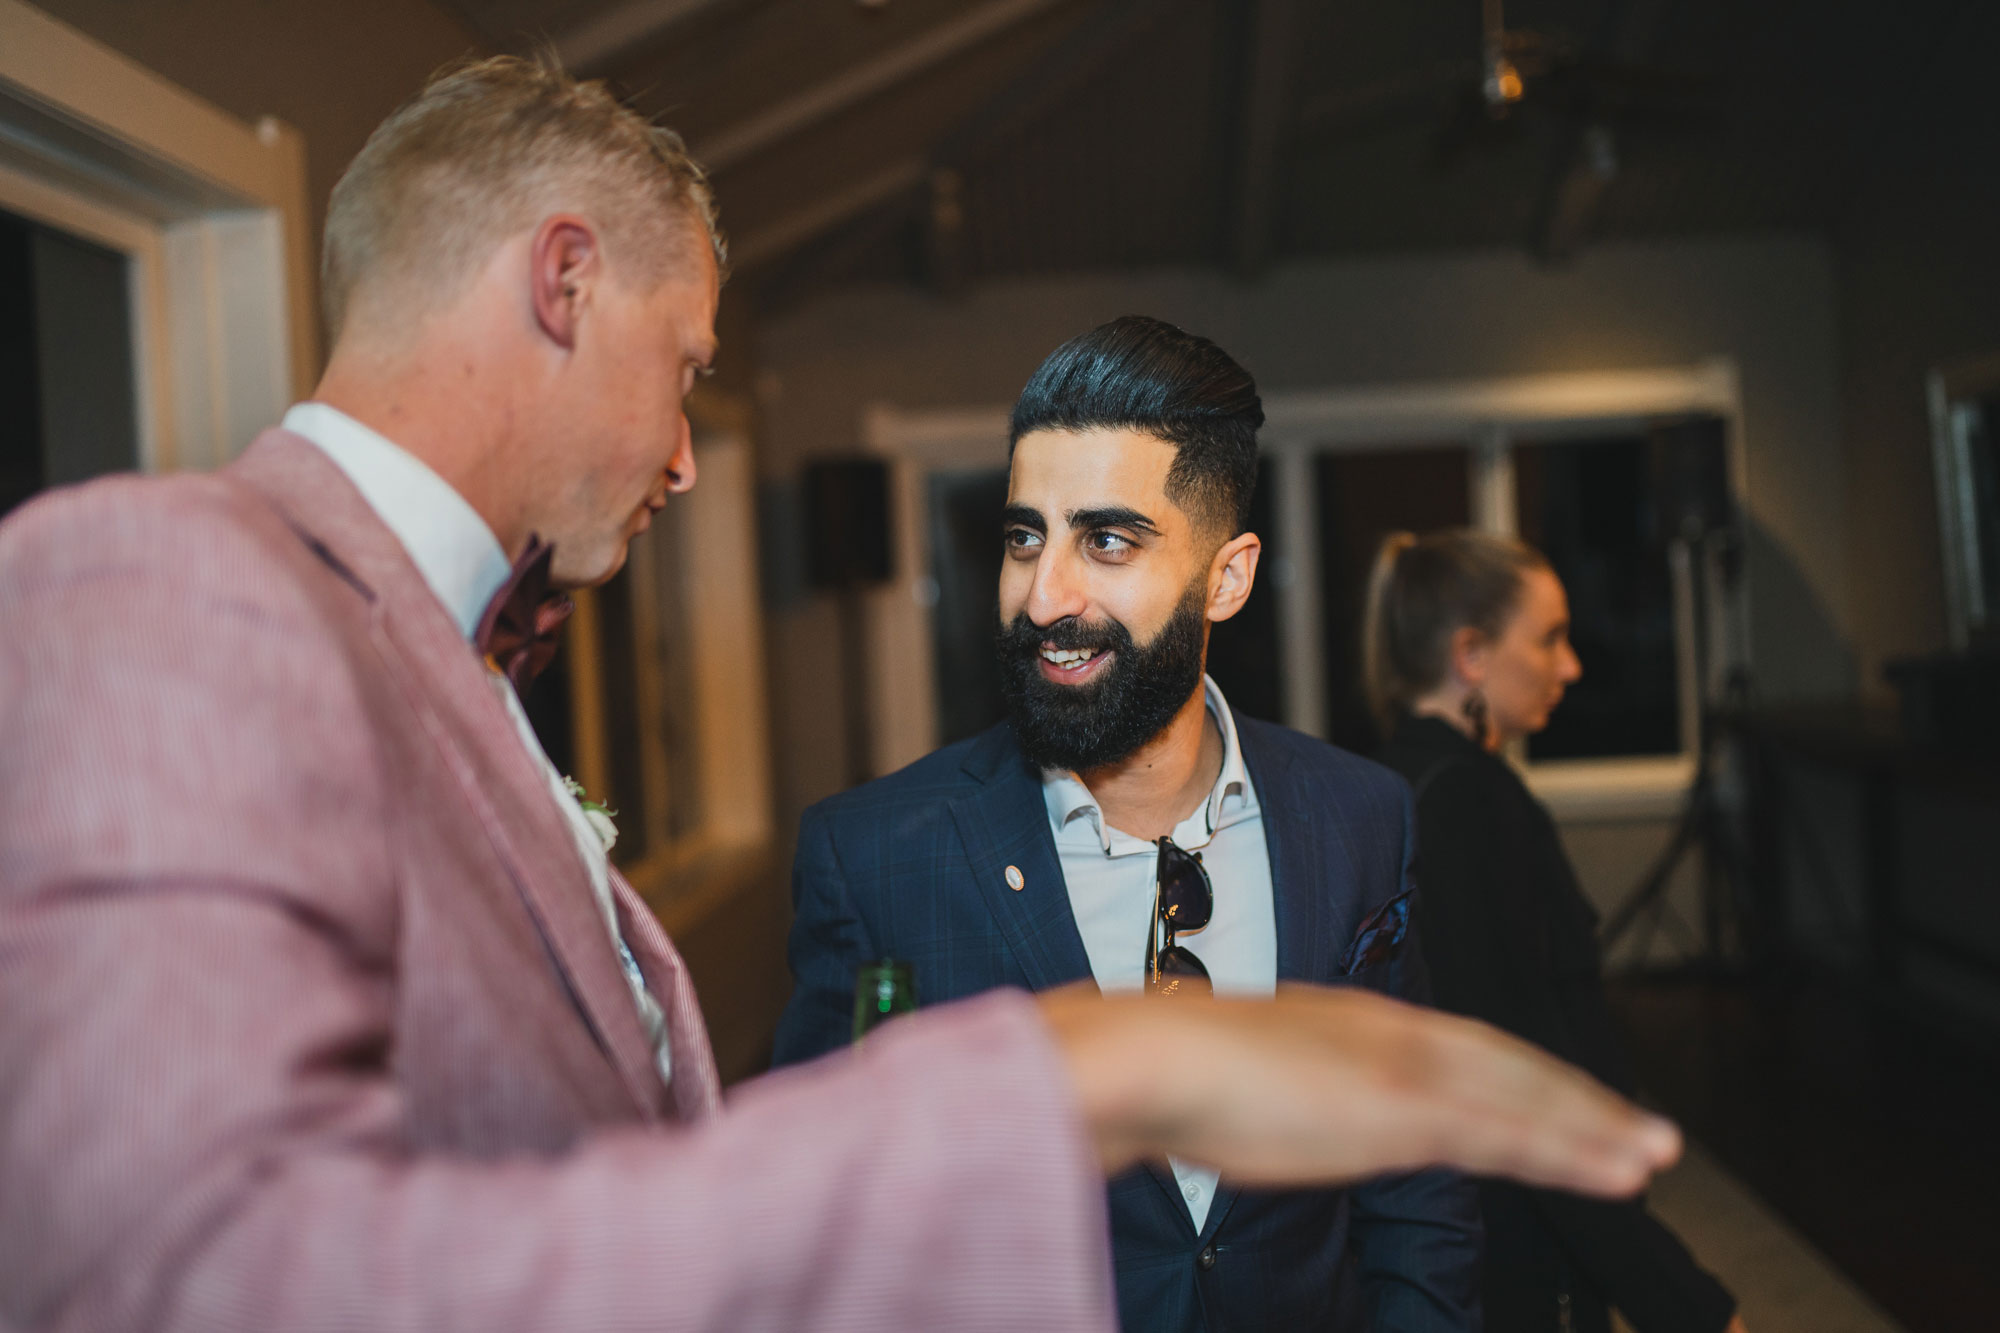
[1066,505,1161,536]
[1001,504,1045,532]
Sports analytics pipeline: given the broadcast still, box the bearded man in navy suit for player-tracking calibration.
[774,316,1484,1332]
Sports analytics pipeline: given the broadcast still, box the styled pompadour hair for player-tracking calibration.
[1008,315,1264,537]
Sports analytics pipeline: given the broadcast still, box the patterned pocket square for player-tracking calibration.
[1339,890,1413,975]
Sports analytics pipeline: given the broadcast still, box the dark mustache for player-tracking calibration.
[997,613,1134,655]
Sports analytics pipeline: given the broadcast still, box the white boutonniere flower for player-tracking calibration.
[563,776,618,853]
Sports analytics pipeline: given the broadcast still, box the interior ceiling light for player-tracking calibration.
[1480,0,1525,114]
[1484,53,1525,111]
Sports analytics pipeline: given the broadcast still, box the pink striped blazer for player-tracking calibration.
[0,432,1115,1332]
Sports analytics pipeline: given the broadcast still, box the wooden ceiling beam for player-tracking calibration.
[930,0,1158,169]
[695,0,1075,174]
[1223,0,1302,276]
[722,0,1108,279]
[728,157,925,269]
[1529,0,1675,261]
[920,0,1160,295]
[556,0,728,72]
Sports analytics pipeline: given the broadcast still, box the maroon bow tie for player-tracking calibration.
[474,534,575,691]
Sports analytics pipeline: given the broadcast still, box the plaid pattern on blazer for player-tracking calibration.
[774,717,1484,1332]
[0,432,1115,1332]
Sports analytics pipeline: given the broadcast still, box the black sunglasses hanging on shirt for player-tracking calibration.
[1147,836,1213,997]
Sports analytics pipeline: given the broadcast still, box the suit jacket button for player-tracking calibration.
[1196,1244,1217,1271]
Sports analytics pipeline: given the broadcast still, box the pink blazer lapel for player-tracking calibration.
[228,430,668,1120]
[612,869,721,1122]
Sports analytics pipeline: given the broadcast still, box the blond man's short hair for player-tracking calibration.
[322,53,725,342]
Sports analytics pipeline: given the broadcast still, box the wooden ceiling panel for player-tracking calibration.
[704,3,1087,241]
[443,0,2000,298]
[604,0,1080,148]
[438,0,629,48]
[956,0,1227,275]
[1280,120,1548,257]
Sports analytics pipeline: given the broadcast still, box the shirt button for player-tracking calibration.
[1183,1180,1201,1201]
[1197,1244,1217,1271]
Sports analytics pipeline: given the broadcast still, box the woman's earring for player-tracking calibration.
[1462,689,1489,744]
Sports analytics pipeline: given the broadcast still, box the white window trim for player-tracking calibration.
[860,360,1748,823]
[0,0,316,473]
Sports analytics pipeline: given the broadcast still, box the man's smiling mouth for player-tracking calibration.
[1039,646,1112,680]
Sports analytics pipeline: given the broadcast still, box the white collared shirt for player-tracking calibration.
[1042,674,1277,1230]
[283,402,671,1086]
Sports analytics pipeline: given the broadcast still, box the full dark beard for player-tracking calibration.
[995,582,1209,773]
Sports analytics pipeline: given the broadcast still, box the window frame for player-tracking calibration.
[862,359,1748,822]
[0,0,316,471]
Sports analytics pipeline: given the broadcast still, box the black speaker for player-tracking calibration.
[804,459,895,589]
[1650,416,1733,539]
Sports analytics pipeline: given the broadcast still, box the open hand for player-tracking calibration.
[1040,982,1680,1199]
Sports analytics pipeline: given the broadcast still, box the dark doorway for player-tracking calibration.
[0,209,139,521]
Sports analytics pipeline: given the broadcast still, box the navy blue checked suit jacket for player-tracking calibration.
[772,710,1483,1333]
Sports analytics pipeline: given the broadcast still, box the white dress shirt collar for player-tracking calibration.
[1041,675,1257,855]
[281,402,513,642]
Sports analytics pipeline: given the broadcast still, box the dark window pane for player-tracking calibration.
[553,507,702,868]
[1515,434,1683,760]
[1967,393,2000,633]
[3,209,138,520]
[929,467,1011,745]
[595,563,651,865]
[1205,457,1283,722]
[0,211,42,519]
[637,510,702,844]
[1317,447,1472,754]
[31,226,136,488]
[520,641,575,781]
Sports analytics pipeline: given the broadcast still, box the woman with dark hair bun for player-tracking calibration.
[1367,529,1745,1333]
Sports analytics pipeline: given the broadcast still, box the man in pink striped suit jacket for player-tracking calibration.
[0,56,1680,1333]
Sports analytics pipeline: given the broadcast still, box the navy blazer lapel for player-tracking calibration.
[947,726,1095,995]
[1237,714,1340,985]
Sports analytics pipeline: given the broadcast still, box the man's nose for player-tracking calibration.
[1024,544,1088,628]
[665,413,697,494]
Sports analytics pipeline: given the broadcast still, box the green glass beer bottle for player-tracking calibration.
[851,959,917,1044]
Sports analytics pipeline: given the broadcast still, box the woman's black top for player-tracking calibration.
[1381,714,1736,1333]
